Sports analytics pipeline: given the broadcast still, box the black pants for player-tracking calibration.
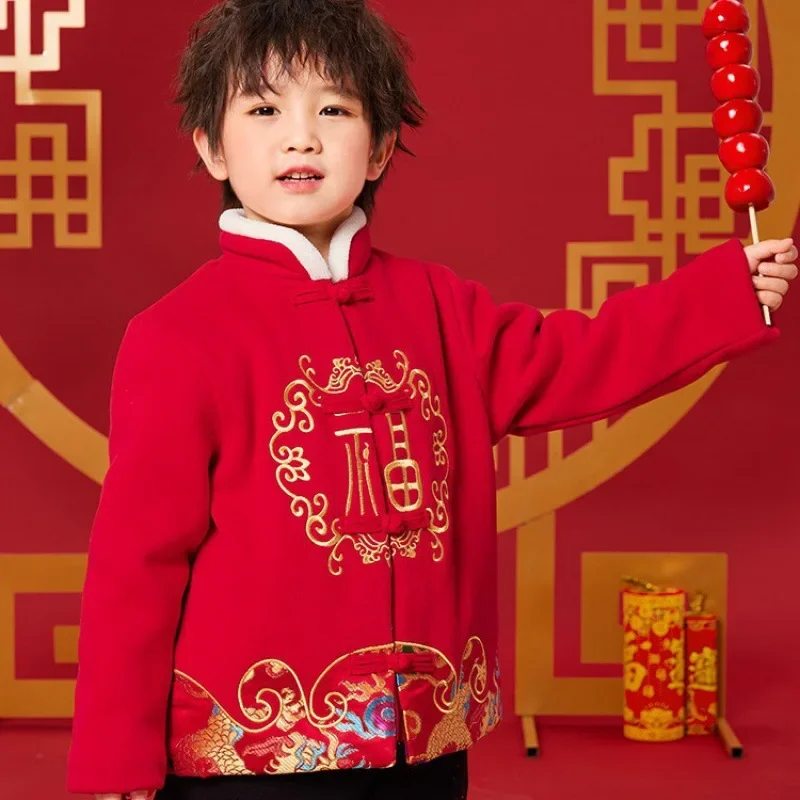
[156,747,468,800]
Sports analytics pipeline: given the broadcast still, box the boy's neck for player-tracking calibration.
[242,204,355,263]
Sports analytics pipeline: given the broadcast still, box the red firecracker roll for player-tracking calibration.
[622,583,687,742]
[685,612,719,735]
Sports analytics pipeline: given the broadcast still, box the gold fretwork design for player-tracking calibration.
[591,0,760,261]
[0,0,102,248]
[53,624,79,664]
[0,0,107,485]
[514,514,728,717]
[497,0,800,527]
[0,554,87,717]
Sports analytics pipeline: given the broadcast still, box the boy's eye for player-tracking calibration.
[249,106,352,117]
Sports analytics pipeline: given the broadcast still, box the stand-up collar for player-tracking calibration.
[218,206,371,282]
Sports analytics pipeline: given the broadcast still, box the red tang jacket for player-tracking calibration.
[67,207,777,794]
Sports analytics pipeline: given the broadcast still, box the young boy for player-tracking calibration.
[67,1,797,798]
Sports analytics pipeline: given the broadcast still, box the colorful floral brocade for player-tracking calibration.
[169,638,502,776]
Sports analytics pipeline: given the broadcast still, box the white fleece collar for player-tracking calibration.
[219,207,367,283]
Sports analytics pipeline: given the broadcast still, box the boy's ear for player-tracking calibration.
[193,128,229,181]
[367,131,398,181]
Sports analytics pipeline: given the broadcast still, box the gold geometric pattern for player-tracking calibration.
[53,624,79,665]
[497,0,799,526]
[0,0,101,248]
[0,0,107,484]
[594,0,761,257]
[0,554,86,717]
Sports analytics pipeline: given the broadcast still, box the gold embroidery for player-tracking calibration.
[269,376,331,551]
[404,710,423,737]
[335,427,380,517]
[173,637,500,775]
[363,356,409,392]
[174,705,253,775]
[425,710,474,758]
[301,356,362,396]
[396,638,501,763]
[177,639,490,733]
[408,360,449,561]
[435,637,488,713]
[176,646,392,739]
[269,352,451,574]
[346,538,388,566]
[174,666,387,776]
[384,411,423,513]
[388,529,422,560]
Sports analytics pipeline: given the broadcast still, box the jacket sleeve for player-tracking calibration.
[448,238,779,444]
[67,313,217,795]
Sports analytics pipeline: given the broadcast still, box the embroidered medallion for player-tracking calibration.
[269,351,450,575]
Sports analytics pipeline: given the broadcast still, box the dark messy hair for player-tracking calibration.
[173,0,426,217]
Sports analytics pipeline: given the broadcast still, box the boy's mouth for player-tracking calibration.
[277,167,324,182]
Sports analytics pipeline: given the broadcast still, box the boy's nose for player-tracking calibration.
[286,142,320,153]
[283,128,322,154]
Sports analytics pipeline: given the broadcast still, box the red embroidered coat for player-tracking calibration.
[67,208,776,794]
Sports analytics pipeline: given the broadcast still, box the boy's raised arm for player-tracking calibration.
[450,238,780,444]
[67,313,217,796]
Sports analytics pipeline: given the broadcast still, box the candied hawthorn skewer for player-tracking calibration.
[703,0,775,325]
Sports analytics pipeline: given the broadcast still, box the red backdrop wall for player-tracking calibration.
[1,0,798,748]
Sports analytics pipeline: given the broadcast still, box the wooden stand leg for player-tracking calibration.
[521,715,539,757]
[717,718,744,759]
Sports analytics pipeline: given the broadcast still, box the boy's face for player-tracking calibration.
[194,56,396,232]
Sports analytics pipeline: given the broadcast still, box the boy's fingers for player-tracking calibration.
[94,795,124,800]
[756,290,784,311]
[128,792,157,800]
[748,238,795,262]
[756,261,798,281]
[775,246,799,264]
[753,275,789,296]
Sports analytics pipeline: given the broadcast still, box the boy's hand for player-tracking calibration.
[95,792,156,800]
[745,237,798,313]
